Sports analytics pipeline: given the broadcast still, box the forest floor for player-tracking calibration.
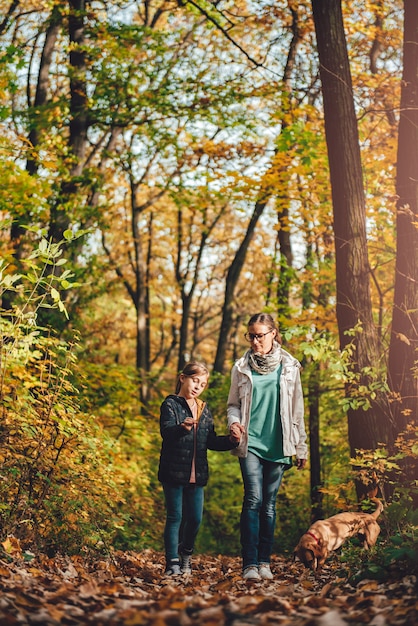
[0,545,416,626]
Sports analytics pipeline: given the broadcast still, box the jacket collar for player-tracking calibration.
[169,394,206,415]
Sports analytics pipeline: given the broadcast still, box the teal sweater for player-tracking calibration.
[248,365,291,464]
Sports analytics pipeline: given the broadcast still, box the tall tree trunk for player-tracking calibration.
[388,0,418,434]
[308,363,323,521]
[301,222,329,520]
[311,0,395,463]
[49,0,89,244]
[276,204,293,322]
[132,200,150,406]
[213,198,268,375]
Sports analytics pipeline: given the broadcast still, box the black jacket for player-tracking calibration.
[158,394,237,486]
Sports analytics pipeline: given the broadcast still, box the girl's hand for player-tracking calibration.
[181,417,196,431]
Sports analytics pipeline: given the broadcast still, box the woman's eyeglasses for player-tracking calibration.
[244,329,274,343]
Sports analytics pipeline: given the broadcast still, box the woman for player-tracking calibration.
[227,313,308,581]
[158,361,240,577]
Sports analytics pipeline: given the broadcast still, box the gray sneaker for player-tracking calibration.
[164,560,181,577]
[179,548,193,575]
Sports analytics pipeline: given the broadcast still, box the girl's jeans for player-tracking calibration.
[162,483,204,564]
[239,451,286,569]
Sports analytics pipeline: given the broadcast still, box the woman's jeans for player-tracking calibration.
[163,483,204,564]
[239,451,286,568]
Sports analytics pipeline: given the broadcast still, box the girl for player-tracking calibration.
[158,361,240,576]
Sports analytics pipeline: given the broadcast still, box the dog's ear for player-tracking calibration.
[366,470,379,499]
[296,547,317,570]
[293,545,305,563]
[304,548,318,571]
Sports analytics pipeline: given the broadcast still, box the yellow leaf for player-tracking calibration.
[2,536,22,556]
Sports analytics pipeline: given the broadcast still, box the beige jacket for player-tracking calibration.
[227,347,308,460]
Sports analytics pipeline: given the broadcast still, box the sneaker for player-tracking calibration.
[258,563,273,580]
[243,566,261,580]
[179,547,193,575]
[164,560,181,577]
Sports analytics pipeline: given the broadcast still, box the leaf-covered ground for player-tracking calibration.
[0,547,416,625]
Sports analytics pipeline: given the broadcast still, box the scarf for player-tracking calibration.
[247,341,282,375]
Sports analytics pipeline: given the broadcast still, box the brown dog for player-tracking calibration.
[294,497,383,572]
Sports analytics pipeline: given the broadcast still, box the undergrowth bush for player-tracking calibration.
[0,233,129,554]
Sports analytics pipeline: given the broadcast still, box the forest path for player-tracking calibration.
[0,547,416,625]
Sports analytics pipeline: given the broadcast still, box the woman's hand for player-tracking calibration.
[296,458,307,470]
[229,422,245,443]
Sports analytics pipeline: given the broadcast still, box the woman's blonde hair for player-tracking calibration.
[175,361,210,394]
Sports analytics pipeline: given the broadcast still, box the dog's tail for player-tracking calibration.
[365,470,379,498]
[370,496,383,519]
[364,471,383,518]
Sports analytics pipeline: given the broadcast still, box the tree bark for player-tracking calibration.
[276,204,293,321]
[388,0,418,433]
[311,0,395,459]
[213,198,268,375]
[49,0,89,244]
[308,362,324,521]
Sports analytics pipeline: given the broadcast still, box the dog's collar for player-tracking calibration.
[306,531,320,544]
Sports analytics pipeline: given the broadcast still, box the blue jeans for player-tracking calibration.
[162,483,204,564]
[239,451,286,569]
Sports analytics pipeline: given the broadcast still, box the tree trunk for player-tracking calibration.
[49,0,89,244]
[308,362,324,521]
[311,0,395,460]
[388,0,418,433]
[213,198,268,375]
[276,204,293,322]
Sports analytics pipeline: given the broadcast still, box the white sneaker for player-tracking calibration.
[243,566,261,580]
[258,563,273,580]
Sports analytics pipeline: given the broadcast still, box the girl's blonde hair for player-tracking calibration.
[175,361,209,394]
